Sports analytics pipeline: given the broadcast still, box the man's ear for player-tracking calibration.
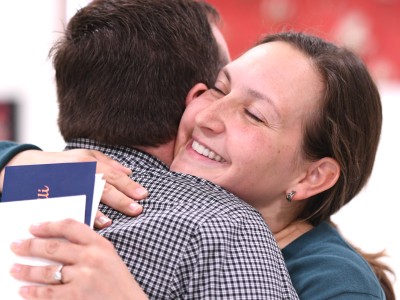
[290,157,340,201]
[185,83,208,106]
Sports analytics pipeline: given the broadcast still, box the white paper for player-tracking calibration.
[0,196,86,299]
[90,173,106,228]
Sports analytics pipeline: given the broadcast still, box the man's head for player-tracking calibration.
[53,0,229,147]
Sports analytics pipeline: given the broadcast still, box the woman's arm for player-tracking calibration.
[10,219,149,300]
[0,143,147,228]
[0,141,41,189]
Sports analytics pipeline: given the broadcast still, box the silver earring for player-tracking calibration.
[286,191,296,202]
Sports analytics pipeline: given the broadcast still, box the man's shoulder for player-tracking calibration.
[140,170,261,218]
[126,170,273,242]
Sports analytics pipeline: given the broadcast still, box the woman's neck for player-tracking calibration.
[273,221,314,249]
[257,200,313,249]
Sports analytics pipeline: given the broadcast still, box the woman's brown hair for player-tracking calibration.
[258,31,395,299]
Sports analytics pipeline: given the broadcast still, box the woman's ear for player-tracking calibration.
[290,157,340,201]
[185,83,208,107]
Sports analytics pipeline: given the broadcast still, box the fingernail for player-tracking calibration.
[19,286,30,297]
[10,240,23,250]
[29,223,42,233]
[135,187,148,197]
[98,216,111,225]
[129,202,142,213]
[10,263,22,274]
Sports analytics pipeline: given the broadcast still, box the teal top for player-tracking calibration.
[0,141,42,199]
[282,221,385,299]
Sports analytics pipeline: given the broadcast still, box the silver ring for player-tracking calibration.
[53,264,64,283]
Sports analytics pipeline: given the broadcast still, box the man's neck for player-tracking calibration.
[135,139,175,167]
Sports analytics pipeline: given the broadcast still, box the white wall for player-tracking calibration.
[0,1,398,297]
[0,1,65,150]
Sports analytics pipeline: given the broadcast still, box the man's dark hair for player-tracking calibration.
[53,0,226,147]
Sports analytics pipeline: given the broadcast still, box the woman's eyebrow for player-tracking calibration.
[247,88,281,121]
[223,67,281,121]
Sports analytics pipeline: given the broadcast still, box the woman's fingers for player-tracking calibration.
[99,180,145,218]
[10,263,69,285]
[10,220,117,264]
[10,237,80,265]
[11,219,104,249]
[94,211,112,229]
[85,149,147,223]
[17,284,75,300]
[90,149,148,201]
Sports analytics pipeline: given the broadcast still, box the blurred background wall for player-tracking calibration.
[209,0,400,82]
[0,0,398,297]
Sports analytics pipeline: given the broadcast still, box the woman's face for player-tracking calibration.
[170,41,324,209]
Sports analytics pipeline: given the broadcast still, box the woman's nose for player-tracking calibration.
[194,99,228,134]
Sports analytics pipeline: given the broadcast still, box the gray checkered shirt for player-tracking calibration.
[66,138,298,299]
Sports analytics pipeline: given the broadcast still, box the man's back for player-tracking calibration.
[67,138,298,299]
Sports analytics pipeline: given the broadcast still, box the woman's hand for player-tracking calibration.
[10,219,148,300]
[0,149,148,229]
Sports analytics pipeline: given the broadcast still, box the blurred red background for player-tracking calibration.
[208,0,400,82]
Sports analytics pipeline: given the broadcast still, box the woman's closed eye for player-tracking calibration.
[209,86,227,99]
[244,108,265,123]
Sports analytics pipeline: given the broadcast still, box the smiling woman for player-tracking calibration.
[171,31,394,299]
[171,39,325,212]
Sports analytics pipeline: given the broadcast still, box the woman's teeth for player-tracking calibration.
[192,140,225,162]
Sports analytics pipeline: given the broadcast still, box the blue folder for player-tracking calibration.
[1,162,97,226]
